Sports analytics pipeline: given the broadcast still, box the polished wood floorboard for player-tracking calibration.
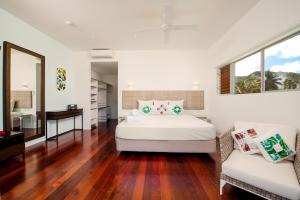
[0,120,263,200]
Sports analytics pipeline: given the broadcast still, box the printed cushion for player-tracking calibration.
[231,128,260,154]
[167,100,184,115]
[153,100,169,115]
[138,100,154,115]
[234,121,297,161]
[255,130,295,163]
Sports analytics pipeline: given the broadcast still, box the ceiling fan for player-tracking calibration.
[135,1,199,44]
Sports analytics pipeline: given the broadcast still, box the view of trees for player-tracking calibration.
[235,71,300,94]
[284,72,300,90]
[265,71,282,91]
[235,72,260,94]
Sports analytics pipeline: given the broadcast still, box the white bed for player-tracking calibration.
[116,115,216,153]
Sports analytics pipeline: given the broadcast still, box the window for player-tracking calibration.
[234,52,261,94]
[219,31,300,95]
[264,34,300,91]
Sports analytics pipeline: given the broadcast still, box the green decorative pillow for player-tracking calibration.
[142,105,152,114]
[138,100,154,115]
[167,100,184,115]
[172,105,182,115]
[255,130,295,163]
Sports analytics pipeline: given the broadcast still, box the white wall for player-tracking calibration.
[72,52,91,130]
[91,70,102,81]
[115,50,212,117]
[207,0,300,133]
[0,8,81,145]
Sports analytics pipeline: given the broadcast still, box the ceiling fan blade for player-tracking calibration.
[134,28,162,38]
[163,31,170,44]
[136,28,161,33]
[171,24,200,31]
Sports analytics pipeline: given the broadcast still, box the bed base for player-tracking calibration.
[116,138,216,153]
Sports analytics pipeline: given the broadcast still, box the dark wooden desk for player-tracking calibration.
[46,109,83,141]
[0,132,25,162]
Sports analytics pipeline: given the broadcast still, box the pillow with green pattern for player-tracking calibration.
[255,130,295,163]
[167,100,184,115]
[138,100,154,115]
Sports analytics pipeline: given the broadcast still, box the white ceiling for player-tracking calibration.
[0,0,259,50]
[91,62,118,75]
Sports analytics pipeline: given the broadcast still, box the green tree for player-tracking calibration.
[265,71,282,91]
[283,78,297,89]
[235,73,260,94]
[284,72,300,90]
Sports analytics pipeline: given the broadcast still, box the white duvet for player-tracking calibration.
[116,115,216,141]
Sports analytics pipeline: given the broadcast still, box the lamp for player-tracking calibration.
[192,81,199,90]
[127,82,134,90]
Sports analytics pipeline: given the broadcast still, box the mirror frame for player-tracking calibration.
[3,42,45,141]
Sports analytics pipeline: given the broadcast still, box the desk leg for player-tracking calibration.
[56,119,58,146]
[81,114,83,135]
[46,120,48,148]
[74,116,76,140]
[81,114,83,132]
[36,115,38,135]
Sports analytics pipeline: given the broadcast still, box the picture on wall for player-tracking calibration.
[57,67,66,91]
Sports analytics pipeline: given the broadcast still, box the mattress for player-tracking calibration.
[116,115,216,141]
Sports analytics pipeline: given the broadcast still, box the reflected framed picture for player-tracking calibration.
[57,67,66,91]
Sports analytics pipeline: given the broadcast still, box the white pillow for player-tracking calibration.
[138,100,154,115]
[167,100,184,115]
[255,130,295,163]
[153,100,169,115]
[234,121,297,161]
[131,109,140,116]
[231,128,260,154]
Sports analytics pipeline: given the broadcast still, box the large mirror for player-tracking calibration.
[4,42,45,142]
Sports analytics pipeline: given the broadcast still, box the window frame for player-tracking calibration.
[222,30,300,95]
[232,52,263,94]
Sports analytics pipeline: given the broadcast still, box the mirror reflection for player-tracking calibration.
[10,49,42,140]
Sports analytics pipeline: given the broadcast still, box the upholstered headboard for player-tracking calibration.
[122,90,204,110]
[11,90,33,108]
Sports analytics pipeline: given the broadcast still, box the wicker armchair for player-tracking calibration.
[219,128,300,200]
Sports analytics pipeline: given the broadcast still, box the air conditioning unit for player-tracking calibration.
[90,49,114,59]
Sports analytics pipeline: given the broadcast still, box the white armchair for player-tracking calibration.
[219,127,300,200]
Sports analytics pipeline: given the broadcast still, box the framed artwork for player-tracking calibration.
[57,67,66,91]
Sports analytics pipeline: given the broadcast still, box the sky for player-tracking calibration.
[235,34,300,76]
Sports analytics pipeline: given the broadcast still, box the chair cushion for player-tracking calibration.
[222,150,300,200]
[234,121,297,161]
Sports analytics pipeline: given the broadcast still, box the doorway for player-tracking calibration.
[90,61,118,129]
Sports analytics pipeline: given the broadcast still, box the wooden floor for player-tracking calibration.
[0,120,263,200]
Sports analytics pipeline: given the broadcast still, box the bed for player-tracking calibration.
[116,115,216,153]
